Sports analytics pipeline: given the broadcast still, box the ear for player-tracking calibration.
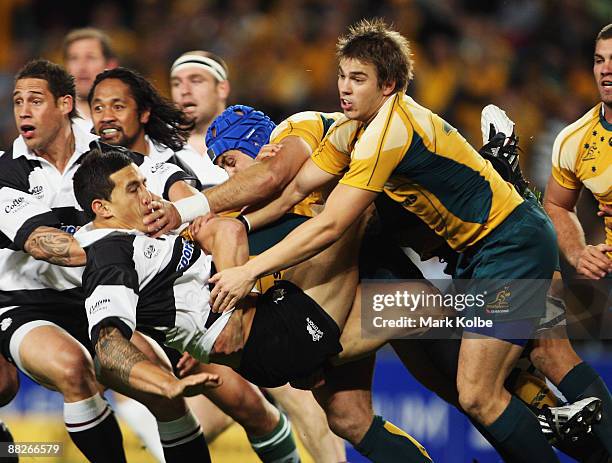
[58,95,74,116]
[139,108,151,124]
[217,80,230,101]
[92,199,113,219]
[381,80,396,96]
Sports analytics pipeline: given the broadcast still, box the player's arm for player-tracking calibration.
[209,183,377,312]
[543,177,612,278]
[195,216,250,270]
[24,226,86,266]
[0,186,85,266]
[95,325,220,399]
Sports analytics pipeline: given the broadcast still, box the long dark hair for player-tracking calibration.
[89,67,194,151]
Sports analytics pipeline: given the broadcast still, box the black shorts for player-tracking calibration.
[0,301,93,368]
[237,280,342,388]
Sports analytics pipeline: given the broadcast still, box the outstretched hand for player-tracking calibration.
[209,266,256,313]
[165,372,221,399]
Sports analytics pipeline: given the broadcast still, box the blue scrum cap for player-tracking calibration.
[206,105,276,164]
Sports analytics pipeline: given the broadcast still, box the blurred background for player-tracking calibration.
[0,0,610,461]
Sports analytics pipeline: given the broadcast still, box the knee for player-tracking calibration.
[229,386,278,436]
[324,397,372,444]
[457,383,497,422]
[53,349,97,396]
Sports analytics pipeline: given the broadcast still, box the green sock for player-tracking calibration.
[355,415,432,463]
[558,362,612,454]
[485,396,559,462]
[248,412,300,463]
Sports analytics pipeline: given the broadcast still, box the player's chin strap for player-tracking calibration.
[478,131,530,197]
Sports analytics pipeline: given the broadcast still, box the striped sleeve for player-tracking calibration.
[141,161,193,200]
[83,235,140,344]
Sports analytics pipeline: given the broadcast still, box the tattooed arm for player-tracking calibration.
[95,326,221,398]
[24,226,86,267]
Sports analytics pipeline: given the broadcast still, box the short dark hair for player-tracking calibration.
[15,59,77,119]
[337,18,414,92]
[74,147,133,221]
[596,24,612,43]
[62,28,116,61]
[89,67,193,151]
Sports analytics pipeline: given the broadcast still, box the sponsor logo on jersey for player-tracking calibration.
[144,244,158,259]
[88,298,111,315]
[176,239,195,272]
[150,162,169,174]
[306,317,323,341]
[4,197,28,214]
[272,287,286,304]
[0,318,12,331]
[60,225,80,235]
[28,185,44,199]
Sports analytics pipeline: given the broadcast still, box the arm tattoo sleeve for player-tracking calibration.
[24,226,86,266]
[95,326,148,385]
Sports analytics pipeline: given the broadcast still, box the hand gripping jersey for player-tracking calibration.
[311,92,525,251]
[551,103,612,249]
[77,226,229,362]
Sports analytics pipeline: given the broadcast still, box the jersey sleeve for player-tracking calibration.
[83,236,140,344]
[339,111,412,192]
[310,119,355,176]
[0,186,60,250]
[271,112,343,153]
[550,128,582,190]
[142,161,193,200]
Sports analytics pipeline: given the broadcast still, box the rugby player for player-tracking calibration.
[542,22,612,454]
[169,50,228,186]
[62,28,118,126]
[89,67,304,463]
[74,146,432,463]
[207,19,561,462]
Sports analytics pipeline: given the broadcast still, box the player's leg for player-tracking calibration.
[14,322,126,462]
[266,384,346,463]
[313,354,431,463]
[99,332,210,463]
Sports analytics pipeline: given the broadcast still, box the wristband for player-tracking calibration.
[174,193,210,224]
[236,214,252,233]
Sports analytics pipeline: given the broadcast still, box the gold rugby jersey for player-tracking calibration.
[270,111,343,217]
[551,103,612,247]
[311,92,524,251]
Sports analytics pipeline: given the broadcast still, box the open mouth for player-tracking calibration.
[340,98,353,111]
[20,124,35,138]
[98,126,121,139]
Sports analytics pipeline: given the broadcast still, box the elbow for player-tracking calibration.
[215,217,248,246]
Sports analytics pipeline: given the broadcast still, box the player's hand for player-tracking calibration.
[144,196,182,237]
[189,213,217,238]
[176,352,200,378]
[255,143,282,161]
[164,372,221,399]
[209,266,256,313]
[211,311,245,356]
[597,203,612,218]
[574,244,612,279]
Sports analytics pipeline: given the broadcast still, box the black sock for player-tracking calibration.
[355,415,432,463]
[558,362,612,454]
[485,396,559,463]
[64,394,126,463]
[158,412,210,463]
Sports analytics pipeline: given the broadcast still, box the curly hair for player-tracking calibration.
[89,67,194,152]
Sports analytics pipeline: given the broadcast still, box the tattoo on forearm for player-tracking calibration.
[95,327,148,384]
[24,226,85,266]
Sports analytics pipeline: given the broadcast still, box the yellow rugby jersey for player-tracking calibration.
[551,103,612,248]
[270,111,343,217]
[311,92,524,251]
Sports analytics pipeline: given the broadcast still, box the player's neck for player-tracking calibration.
[34,123,75,173]
[92,216,141,232]
[129,135,149,155]
[602,102,612,124]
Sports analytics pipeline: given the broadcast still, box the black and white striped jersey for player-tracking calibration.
[77,226,230,362]
[0,124,193,313]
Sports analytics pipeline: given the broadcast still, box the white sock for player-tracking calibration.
[115,397,165,462]
[157,411,202,448]
[64,393,110,433]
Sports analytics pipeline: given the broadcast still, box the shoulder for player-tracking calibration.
[86,233,138,268]
[552,105,600,166]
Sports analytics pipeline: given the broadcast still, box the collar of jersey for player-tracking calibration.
[75,223,145,247]
[600,103,612,131]
[12,122,98,161]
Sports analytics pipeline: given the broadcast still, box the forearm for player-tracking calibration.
[244,182,307,231]
[24,226,86,266]
[205,163,279,213]
[545,203,586,267]
[95,326,178,398]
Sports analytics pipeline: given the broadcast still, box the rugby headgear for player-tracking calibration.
[206,105,276,164]
[170,54,228,82]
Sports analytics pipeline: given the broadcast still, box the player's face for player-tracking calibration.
[215,150,256,176]
[594,38,612,106]
[338,58,393,122]
[171,67,223,127]
[65,38,111,100]
[107,164,152,231]
[13,78,71,152]
[91,78,149,150]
